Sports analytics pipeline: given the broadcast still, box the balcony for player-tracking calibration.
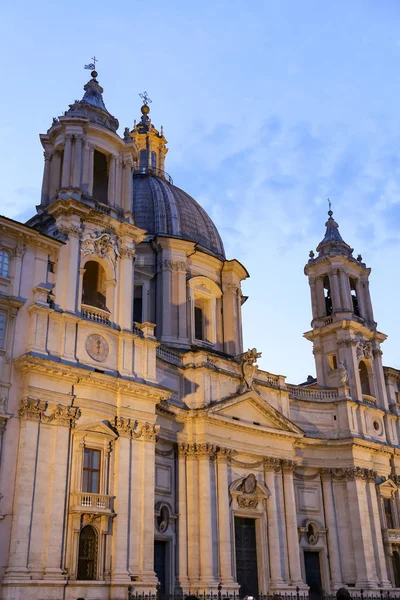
[133,166,173,184]
[81,303,111,326]
[385,529,400,543]
[70,492,114,515]
[362,393,376,405]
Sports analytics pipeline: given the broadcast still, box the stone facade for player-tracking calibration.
[1,71,400,600]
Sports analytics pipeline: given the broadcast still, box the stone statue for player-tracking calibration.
[238,348,262,392]
[123,127,131,141]
[338,361,348,386]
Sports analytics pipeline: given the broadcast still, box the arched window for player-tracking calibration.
[82,261,107,310]
[359,360,371,396]
[139,149,147,170]
[93,150,108,204]
[323,276,332,316]
[151,151,157,169]
[77,525,98,580]
[0,249,10,278]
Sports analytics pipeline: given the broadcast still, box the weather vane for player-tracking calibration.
[139,91,152,106]
[327,197,332,213]
[84,56,98,71]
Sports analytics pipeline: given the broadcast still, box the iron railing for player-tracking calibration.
[133,166,174,184]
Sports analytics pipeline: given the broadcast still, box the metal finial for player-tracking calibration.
[327,197,333,217]
[84,56,98,77]
[139,91,152,106]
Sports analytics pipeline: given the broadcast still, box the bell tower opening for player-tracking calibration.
[323,276,332,316]
[359,360,371,396]
[350,278,360,317]
[82,261,107,310]
[93,150,108,204]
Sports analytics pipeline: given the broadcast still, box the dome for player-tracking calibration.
[132,174,226,259]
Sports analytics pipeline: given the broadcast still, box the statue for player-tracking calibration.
[338,361,348,386]
[123,127,131,141]
[238,348,261,392]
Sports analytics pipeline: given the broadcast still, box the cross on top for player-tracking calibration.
[139,91,152,106]
[84,56,98,71]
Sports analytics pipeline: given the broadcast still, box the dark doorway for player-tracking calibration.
[304,551,322,600]
[154,540,168,598]
[234,517,259,598]
[392,550,400,588]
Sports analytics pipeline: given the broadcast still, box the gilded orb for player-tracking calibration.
[141,104,150,115]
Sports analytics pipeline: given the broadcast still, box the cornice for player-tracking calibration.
[0,217,64,250]
[14,354,171,402]
[19,397,81,427]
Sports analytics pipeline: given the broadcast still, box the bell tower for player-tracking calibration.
[304,209,389,410]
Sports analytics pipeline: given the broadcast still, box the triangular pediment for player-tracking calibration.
[74,420,118,439]
[378,478,398,498]
[207,391,303,435]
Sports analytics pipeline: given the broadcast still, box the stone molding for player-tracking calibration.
[178,442,216,459]
[319,466,376,481]
[114,416,160,441]
[19,398,81,427]
[264,457,283,473]
[159,259,187,272]
[58,224,83,238]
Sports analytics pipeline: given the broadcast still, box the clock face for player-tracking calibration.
[86,334,109,362]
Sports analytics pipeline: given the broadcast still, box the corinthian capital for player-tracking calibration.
[19,398,47,421]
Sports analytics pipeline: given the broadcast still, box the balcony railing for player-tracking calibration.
[386,528,400,543]
[81,303,111,325]
[133,166,173,185]
[70,492,114,514]
[362,393,376,404]
[288,385,339,401]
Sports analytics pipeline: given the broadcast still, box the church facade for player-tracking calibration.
[1,69,400,600]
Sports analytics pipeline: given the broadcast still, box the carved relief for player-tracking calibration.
[230,473,270,512]
[114,416,159,441]
[320,466,376,481]
[356,341,373,361]
[58,224,82,238]
[19,398,47,421]
[19,398,81,427]
[81,230,120,267]
[159,259,186,272]
[264,457,282,473]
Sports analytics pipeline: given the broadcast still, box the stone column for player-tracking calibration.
[367,479,391,587]
[4,400,46,580]
[373,347,389,410]
[346,469,378,588]
[58,224,82,313]
[111,419,132,583]
[355,280,367,318]
[315,276,325,317]
[119,247,135,331]
[129,436,142,577]
[88,144,95,196]
[72,134,83,188]
[265,459,284,587]
[108,154,116,206]
[309,277,318,321]
[61,134,72,188]
[115,157,123,207]
[217,449,235,585]
[43,407,80,578]
[49,150,61,202]
[330,270,341,312]
[339,271,352,311]
[177,263,189,343]
[161,260,172,340]
[140,427,158,585]
[360,277,374,322]
[282,461,303,586]
[177,446,189,589]
[222,281,238,355]
[320,470,343,588]
[122,158,133,212]
[186,446,200,587]
[198,444,216,589]
[41,150,52,206]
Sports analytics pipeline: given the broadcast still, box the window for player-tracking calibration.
[82,448,101,494]
[323,276,332,316]
[328,354,337,370]
[350,278,360,317]
[151,151,157,169]
[359,360,371,396]
[139,149,147,170]
[0,250,10,278]
[82,261,107,310]
[133,285,143,323]
[194,304,204,340]
[0,314,5,349]
[93,150,108,204]
[77,525,98,580]
[384,498,394,529]
[47,260,54,274]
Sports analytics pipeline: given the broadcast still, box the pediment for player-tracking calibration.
[207,391,303,435]
[378,478,398,498]
[74,420,118,439]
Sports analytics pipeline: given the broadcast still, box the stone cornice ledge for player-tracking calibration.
[14,354,171,402]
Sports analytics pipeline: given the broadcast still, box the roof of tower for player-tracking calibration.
[316,210,353,257]
[63,70,119,132]
[132,174,226,259]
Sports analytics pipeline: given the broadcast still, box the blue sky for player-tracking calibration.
[1,1,400,383]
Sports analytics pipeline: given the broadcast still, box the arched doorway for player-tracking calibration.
[77,525,98,580]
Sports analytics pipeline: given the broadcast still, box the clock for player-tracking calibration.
[86,334,109,362]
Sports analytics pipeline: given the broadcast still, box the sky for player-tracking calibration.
[1,0,400,384]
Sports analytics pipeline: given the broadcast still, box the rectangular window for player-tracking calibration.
[194,306,204,340]
[328,354,337,370]
[139,150,147,170]
[0,313,5,348]
[133,285,143,323]
[151,152,157,169]
[82,449,101,494]
[384,498,394,529]
[395,391,400,405]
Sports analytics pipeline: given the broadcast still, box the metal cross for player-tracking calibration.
[84,56,98,71]
[139,91,152,106]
